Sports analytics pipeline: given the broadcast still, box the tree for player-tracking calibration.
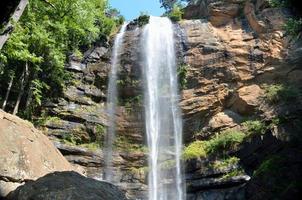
[0,0,29,50]
[0,0,121,117]
[160,0,189,10]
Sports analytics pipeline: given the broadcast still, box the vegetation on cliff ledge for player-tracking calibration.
[183,130,245,160]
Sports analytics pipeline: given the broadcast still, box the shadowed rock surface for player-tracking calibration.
[6,171,127,200]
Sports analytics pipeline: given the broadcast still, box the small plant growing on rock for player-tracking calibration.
[183,141,207,160]
[268,0,290,8]
[183,130,245,160]
[263,84,300,104]
[212,156,240,171]
[253,155,283,177]
[206,130,245,155]
[177,64,188,89]
[221,169,245,180]
[283,18,302,37]
[242,120,266,137]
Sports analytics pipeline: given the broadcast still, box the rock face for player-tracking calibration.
[24,0,301,199]
[0,109,75,197]
[179,0,302,199]
[6,171,127,200]
[39,31,147,199]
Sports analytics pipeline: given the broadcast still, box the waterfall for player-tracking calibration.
[142,16,185,200]
[104,23,128,182]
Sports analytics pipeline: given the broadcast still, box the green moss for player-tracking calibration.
[222,169,245,180]
[115,135,148,153]
[212,157,240,171]
[95,124,105,139]
[34,116,61,126]
[263,84,300,104]
[183,141,207,160]
[80,142,101,151]
[129,166,149,174]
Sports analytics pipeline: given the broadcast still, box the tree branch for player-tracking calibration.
[40,0,55,9]
[0,0,29,50]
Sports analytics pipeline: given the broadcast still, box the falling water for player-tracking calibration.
[104,23,128,182]
[142,16,185,200]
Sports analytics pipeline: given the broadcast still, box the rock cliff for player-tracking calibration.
[26,0,302,199]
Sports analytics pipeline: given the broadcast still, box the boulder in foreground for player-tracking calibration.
[6,171,127,200]
[0,109,75,197]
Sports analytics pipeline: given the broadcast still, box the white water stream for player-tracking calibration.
[142,16,185,200]
[104,23,128,182]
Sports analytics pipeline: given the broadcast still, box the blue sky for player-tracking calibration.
[109,0,165,21]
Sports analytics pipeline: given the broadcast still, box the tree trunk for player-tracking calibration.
[25,81,33,108]
[2,74,14,110]
[0,0,29,50]
[13,62,29,115]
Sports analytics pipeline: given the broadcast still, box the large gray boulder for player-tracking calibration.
[0,109,76,197]
[6,171,127,200]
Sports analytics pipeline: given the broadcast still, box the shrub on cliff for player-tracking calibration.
[284,18,302,37]
[183,130,245,160]
[183,141,207,160]
[206,130,245,155]
[263,84,300,104]
[166,4,184,22]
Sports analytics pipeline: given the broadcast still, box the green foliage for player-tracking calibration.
[183,141,207,160]
[160,0,188,11]
[242,120,266,137]
[177,64,188,89]
[80,142,101,151]
[263,84,300,104]
[253,155,302,198]
[283,18,302,37]
[34,115,61,127]
[166,5,184,22]
[212,156,240,171]
[183,130,245,160]
[206,130,245,155]
[0,0,120,117]
[120,94,143,113]
[137,14,150,27]
[222,169,245,180]
[115,135,148,153]
[268,0,290,8]
[61,133,101,151]
[253,155,283,177]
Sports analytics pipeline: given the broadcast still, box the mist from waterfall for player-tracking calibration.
[142,16,185,200]
[104,23,128,182]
